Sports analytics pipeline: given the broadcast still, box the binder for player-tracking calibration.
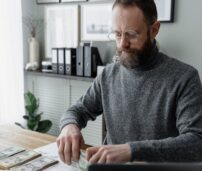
[84,46,91,77]
[65,48,76,75]
[84,46,103,77]
[65,48,71,75]
[76,46,84,76]
[52,48,58,74]
[58,48,65,75]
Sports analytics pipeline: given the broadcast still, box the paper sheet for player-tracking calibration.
[34,142,80,171]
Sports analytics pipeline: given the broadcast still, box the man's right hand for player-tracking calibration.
[56,124,84,165]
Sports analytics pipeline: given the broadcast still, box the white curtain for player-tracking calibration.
[0,0,24,124]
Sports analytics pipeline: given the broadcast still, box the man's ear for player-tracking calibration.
[150,21,160,39]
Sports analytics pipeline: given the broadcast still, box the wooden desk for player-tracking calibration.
[0,125,91,170]
[0,124,56,150]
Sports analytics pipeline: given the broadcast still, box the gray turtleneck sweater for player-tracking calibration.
[60,47,202,162]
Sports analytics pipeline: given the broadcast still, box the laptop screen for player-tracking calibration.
[88,163,202,171]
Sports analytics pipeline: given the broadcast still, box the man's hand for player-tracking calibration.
[56,124,84,165]
[86,144,132,164]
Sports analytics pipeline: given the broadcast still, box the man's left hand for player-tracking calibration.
[86,144,132,164]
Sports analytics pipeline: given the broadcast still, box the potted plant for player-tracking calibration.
[16,91,52,133]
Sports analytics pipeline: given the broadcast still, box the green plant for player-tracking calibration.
[15,91,52,133]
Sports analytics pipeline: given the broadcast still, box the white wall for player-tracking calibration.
[157,0,202,79]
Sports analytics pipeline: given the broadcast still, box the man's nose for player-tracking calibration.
[119,36,130,49]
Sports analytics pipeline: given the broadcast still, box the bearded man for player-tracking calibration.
[57,0,202,164]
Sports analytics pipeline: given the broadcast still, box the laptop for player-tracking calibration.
[88,163,202,171]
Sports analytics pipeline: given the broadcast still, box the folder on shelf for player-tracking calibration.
[52,48,58,74]
[65,48,76,76]
[76,46,84,76]
[84,45,103,77]
[58,48,65,75]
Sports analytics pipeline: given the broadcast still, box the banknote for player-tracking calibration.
[79,150,89,171]
[71,150,89,171]
[10,156,58,171]
[0,147,25,159]
[0,150,41,169]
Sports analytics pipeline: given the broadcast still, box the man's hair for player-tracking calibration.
[112,0,158,25]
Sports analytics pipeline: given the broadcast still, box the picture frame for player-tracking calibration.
[36,0,60,4]
[61,0,87,2]
[154,0,175,22]
[45,5,79,58]
[80,3,113,41]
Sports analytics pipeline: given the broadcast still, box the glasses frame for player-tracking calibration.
[108,29,140,43]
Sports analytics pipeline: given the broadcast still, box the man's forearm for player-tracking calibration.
[60,101,100,131]
[130,133,202,162]
[60,108,87,131]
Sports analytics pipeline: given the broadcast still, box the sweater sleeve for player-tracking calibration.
[60,75,103,131]
[129,69,202,162]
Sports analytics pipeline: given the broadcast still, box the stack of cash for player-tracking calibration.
[72,149,89,171]
[0,150,41,169]
[0,146,59,170]
[0,147,25,159]
[79,150,89,171]
[10,156,58,171]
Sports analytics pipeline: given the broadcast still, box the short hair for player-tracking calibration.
[112,0,158,25]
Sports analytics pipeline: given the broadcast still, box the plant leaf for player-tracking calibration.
[35,113,42,122]
[15,122,25,129]
[38,112,43,116]
[36,120,52,133]
[27,116,38,130]
[23,115,29,120]
[24,91,39,115]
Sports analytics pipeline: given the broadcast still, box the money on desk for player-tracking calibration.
[10,156,58,171]
[0,150,41,169]
[72,149,89,171]
[0,147,25,159]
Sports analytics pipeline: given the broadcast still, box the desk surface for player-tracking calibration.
[0,124,56,150]
[0,125,90,171]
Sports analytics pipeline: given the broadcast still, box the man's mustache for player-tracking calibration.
[116,48,138,54]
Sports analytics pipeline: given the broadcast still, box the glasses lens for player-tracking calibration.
[108,32,116,41]
[108,30,139,42]
[126,30,138,39]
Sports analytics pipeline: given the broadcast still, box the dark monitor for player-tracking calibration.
[88,163,202,171]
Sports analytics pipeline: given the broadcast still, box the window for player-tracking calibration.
[0,0,24,124]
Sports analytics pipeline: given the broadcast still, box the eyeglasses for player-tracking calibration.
[108,30,140,43]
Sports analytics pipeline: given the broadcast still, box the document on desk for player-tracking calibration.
[34,142,80,171]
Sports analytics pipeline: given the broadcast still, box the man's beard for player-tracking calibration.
[117,32,153,69]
